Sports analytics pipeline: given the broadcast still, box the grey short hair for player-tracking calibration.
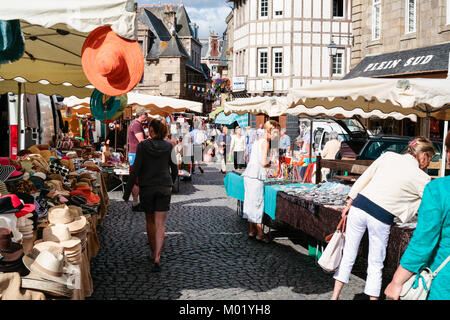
[281,128,287,134]
[329,131,339,140]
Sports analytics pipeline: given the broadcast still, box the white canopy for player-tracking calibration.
[287,77,450,120]
[285,105,417,122]
[224,96,289,117]
[0,0,137,96]
[224,95,417,121]
[63,92,203,114]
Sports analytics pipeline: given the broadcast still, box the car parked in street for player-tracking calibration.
[356,135,447,175]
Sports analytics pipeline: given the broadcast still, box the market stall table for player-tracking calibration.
[274,191,415,271]
[223,172,315,219]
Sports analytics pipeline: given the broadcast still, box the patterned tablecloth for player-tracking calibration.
[275,191,415,271]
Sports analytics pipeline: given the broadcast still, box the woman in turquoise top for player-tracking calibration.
[385,131,450,300]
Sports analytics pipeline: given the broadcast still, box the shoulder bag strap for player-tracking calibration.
[432,255,450,277]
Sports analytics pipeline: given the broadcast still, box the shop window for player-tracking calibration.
[258,48,268,75]
[372,0,382,40]
[260,0,268,18]
[405,0,416,33]
[333,0,344,18]
[332,52,343,75]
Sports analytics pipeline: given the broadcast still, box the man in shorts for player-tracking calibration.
[127,106,148,211]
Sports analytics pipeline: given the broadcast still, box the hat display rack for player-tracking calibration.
[0,141,106,299]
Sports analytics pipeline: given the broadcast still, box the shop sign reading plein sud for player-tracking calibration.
[363,55,434,73]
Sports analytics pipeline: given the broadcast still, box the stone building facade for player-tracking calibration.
[135,4,207,108]
[351,0,450,70]
[348,0,450,137]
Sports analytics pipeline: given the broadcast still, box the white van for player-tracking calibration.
[306,118,372,157]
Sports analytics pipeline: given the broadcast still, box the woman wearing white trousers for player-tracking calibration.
[331,137,435,300]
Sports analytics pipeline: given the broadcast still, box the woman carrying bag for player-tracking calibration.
[331,137,435,300]
[384,131,450,300]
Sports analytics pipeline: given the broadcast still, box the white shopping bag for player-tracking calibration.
[318,216,346,273]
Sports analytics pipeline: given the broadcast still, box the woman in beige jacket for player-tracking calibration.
[331,136,435,300]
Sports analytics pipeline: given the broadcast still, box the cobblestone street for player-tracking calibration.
[88,163,368,300]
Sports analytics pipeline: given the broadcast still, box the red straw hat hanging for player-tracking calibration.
[81,26,144,96]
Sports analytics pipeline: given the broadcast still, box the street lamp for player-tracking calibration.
[327,40,338,57]
[327,40,338,79]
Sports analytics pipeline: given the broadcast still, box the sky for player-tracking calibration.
[136,0,233,40]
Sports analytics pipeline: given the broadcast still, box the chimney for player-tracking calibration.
[164,4,177,35]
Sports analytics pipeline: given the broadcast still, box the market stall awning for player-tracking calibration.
[209,106,224,119]
[63,92,203,115]
[344,42,450,79]
[224,96,288,117]
[0,0,137,94]
[214,112,248,127]
[285,105,417,122]
[0,78,94,98]
[287,77,450,120]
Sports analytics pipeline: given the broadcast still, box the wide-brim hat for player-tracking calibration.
[21,271,73,298]
[68,205,83,218]
[81,25,144,96]
[41,224,82,249]
[47,205,87,233]
[70,188,100,205]
[22,250,69,286]
[90,89,128,122]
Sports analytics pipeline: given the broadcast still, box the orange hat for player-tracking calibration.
[81,26,144,96]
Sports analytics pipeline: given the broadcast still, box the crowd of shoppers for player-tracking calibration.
[121,108,448,301]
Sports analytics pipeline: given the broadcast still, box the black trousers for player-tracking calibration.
[233,151,246,169]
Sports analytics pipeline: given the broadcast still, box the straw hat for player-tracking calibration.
[39,150,52,163]
[47,205,87,233]
[22,250,69,285]
[28,146,41,155]
[46,180,70,197]
[33,172,47,180]
[81,25,144,96]
[21,271,73,298]
[65,151,78,159]
[0,181,10,196]
[68,206,83,218]
[41,224,81,249]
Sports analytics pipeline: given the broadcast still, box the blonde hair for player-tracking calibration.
[263,120,280,134]
[406,136,435,158]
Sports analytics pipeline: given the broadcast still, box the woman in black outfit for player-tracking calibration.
[123,119,178,272]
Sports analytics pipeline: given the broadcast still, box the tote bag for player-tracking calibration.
[318,215,347,273]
